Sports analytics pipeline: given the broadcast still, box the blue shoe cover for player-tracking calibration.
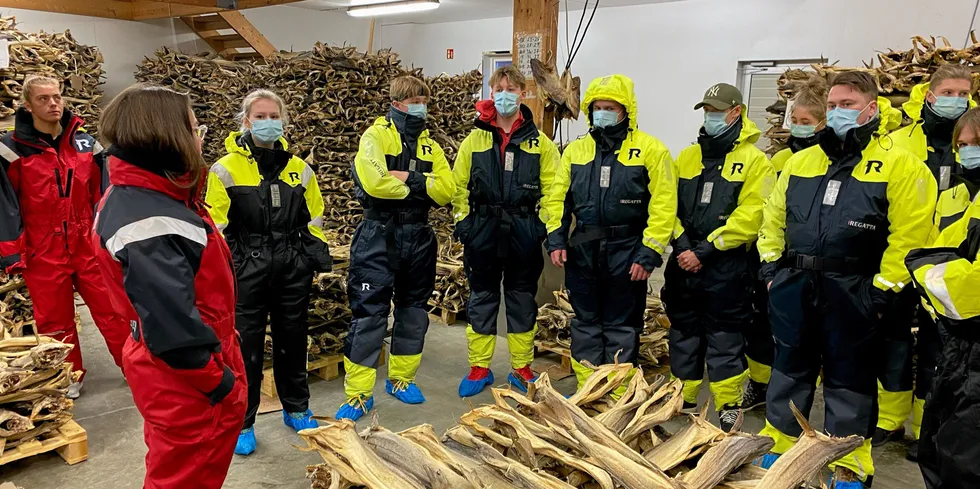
[235,428,256,456]
[458,369,494,397]
[283,409,319,431]
[507,371,538,394]
[335,396,374,421]
[386,379,426,404]
[757,452,780,469]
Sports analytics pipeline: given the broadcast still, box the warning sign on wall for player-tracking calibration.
[446,49,454,60]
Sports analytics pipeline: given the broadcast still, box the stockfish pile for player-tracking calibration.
[299,362,863,489]
[0,276,32,339]
[0,17,104,132]
[141,46,483,355]
[764,33,980,155]
[537,288,670,367]
[0,331,79,456]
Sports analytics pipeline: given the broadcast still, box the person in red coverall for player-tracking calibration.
[0,76,128,398]
[93,84,247,489]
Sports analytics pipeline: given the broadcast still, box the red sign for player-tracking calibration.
[446,49,454,60]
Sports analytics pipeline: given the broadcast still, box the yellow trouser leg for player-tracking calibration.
[388,353,422,383]
[876,380,913,431]
[709,370,748,410]
[911,396,926,439]
[507,324,537,370]
[759,421,798,455]
[343,357,376,399]
[466,325,496,368]
[747,356,772,384]
[828,439,875,481]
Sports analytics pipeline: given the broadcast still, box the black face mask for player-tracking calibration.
[388,106,426,140]
[819,115,880,162]
[922,102,959,145]
[698,116,743,160]
[590,116,630,151]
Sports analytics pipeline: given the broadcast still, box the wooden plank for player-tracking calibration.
[131,1,226,20]
[218,10,276,58]
[162,0,300,7]
[0,0,133,20]
[0,420,88,466]
[512,0,558,137]
[185,14,232,32]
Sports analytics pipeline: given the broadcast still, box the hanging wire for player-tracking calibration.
[564,0,571,56]
[566,0,600,71]
[566,0,589,71]
[966,0,980,48]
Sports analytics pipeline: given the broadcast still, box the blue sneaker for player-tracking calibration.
[235,427,256,456]
[386,379,426,404]
[459,366,494,397]
[335,396,374,421]
[507,365,538,394]
[757,452,780,469]
[283,409,318,431]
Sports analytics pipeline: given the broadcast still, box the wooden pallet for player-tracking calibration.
[428,305,466,325]
[534,341,572,375]
[261,345,387,399]
[0,420,87,466]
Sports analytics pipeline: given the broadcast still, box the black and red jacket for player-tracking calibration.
[0,108,106,270]
[93,148,241,403]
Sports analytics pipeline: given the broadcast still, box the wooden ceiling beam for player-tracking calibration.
[0,0,303,21]
[149,0,300,8]
[131,2,228,20]
[0,0,134,20]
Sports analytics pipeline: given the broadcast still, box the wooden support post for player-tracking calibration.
[512,0,558,138]
[367,18,376,54]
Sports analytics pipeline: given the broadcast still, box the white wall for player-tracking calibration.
[2,9,209,102]
[382,0,980,153]
[242,6,374,52]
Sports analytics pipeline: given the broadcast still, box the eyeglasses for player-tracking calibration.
[195,125,208,139]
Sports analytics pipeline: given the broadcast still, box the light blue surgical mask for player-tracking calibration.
[592,109,621,128]
[406,103,427,120]
[826,103,873,139]
[703,111,731,136]
[931,95,968,120]
[494,91,520,117]
[251,119,283,144]
[790,124,817,138]
[959,145,980,169]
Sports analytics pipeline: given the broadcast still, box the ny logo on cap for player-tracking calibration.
[708,85,721,97]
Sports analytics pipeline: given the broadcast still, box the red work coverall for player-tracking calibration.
[0,108,127,377]
[94,151,247,489]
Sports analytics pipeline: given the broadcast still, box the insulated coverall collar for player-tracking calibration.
[242,132,291,179]
[787,132,821,154]
[921,103,958,144]
[387,106,426,141]
[698,116,743,160]
[819,116,880,163]
[106,146,195,203]
[474,101,536,138]
[13,107,81,148]
[589,116,630,151]
[224,130,289,159]
[954,169,980,199]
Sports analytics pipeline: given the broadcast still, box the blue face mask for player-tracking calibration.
[251,119,283,144]
[703,111,731,137]
[406,103,427,119]
[959,145,980,169]
[826,103,873,139]
[931,96,968,120]
[494,91,520,117]
[592,109,621,128]
[790,124,817,138]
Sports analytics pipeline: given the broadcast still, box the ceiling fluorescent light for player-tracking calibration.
[347,0,440,17]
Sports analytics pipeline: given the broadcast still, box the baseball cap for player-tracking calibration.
[694,83,743,110]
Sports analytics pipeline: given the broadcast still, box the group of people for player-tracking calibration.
[0,60,976,489]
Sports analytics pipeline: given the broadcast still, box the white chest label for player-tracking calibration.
[939,165,951,191]
[504,152,515,171]
[600,166,611,188]
[700,182,714,204]
[270,185,281,208]
[409,159,418,172]
[823,180,841,206]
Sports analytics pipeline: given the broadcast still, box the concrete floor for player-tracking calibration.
[4,304,926,489]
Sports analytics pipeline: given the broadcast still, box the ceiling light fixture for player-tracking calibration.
[347,0,440,17]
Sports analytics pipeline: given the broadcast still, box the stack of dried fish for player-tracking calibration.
[0,17,104,132]
[300,362,863,489]
[0,332,79,456]
[136,46,482,323]
[765,32,980,155]
[536,288,670,367]
[0,275,33,339]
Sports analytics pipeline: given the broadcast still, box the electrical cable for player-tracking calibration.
[966,0,980,48]
[564,0,571,56]
[566,0,589,70]
[567,0,599,70]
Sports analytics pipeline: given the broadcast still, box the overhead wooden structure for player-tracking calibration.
[181,11,276,61]
[0,0,301,21]
[512,0,559,137]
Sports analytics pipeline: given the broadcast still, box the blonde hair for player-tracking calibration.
[21,75,61,104]
[99,84,207,195]
[390,76,431,102]
[792,75,829,123]
[489,65,526,91]
[930,64,974,92]
[237,89,288,130]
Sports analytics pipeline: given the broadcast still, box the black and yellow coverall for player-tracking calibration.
[206,131,331,429]
[666,110,774,409]
[758,119,936,479]
[545,74,677,389]
[344,111,455,400]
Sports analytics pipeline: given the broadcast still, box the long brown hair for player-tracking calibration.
[99,84,206,195]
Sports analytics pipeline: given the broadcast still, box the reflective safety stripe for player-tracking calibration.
[643,236,665,251]
[216,222,228,232]
[300,164,315,188]
[760,251,779,260]
[309,216,323,228]
[923,263,961,319]
[875,276,897,289]
[93,141,105,154]
[210,163,235,188]
[0,143,19,163]
[105,216,207,260]
[716,235,725,248]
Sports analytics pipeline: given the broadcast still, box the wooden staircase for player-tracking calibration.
[181,11,276,62]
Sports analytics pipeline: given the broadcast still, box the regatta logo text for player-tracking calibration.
[620,199,643,204]
[521,184,539,190]
[848,220,876,230]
